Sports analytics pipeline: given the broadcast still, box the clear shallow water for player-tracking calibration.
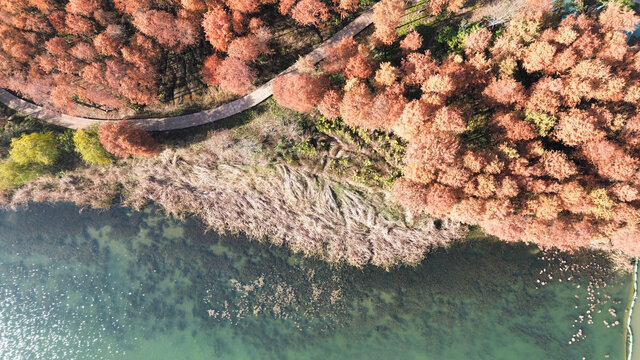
[0,202,632,360]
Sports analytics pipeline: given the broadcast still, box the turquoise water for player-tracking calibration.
[0,203,632,359]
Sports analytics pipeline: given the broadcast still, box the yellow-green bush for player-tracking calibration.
[0,160,44,189]
[9,132,59,165]
[73,128,112,165]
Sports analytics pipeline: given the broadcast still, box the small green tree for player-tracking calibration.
[0,160,45,189]
[9,132,59,165]
[73,127,112,165]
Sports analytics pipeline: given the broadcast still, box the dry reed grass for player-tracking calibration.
[123,142,464,267]
[470,0,528,25]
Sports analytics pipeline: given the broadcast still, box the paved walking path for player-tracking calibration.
[0,9,374,131]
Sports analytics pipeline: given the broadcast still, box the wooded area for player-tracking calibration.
[272,0,640,256]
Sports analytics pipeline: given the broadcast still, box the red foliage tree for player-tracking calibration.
[273,73,329,113]
[401,51,437,85]
[112,0,151,15]
[305,5,640,256]
[215,57,256,95]
[70,42,97,61]
[279,0,297,16]
[227,35,269,62]
[422,183,458,217]
[540,150,577,180]
[93,25,125,56]
[317,89,342,120]
[483,78,526,107]
[98,120,159,158]
[225,0,260,14]
[598,2,640,33]
[291,0,330,27]
[391,178,430,214]
[391,99,433,140]
[322,37,358,73]
[203,5,234,52]
[433,106,466,134]
[343,54,373,79]
[372,0,405,46]
[492,112,536,141]
[46,37,70,57]
[66,0,101,16]
[582,140,639,182]
[368,83,407,129]
[552,108,604,146]
[339,81,374,129]
[50,82,76,114]
[181,0,206,12]
[334,0,359,15]
[464,27,492,54]
[201,54,222,86]
[522,41,556,73]
[133,10,197,50]
[65,14,96,35]
[404,131,460,183]
[400,31,423,53]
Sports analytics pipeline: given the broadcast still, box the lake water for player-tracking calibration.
[0,202,633,360]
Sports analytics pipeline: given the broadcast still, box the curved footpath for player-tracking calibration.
[0,9,374,132]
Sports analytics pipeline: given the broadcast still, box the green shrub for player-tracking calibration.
[436,22,483,56]
[9,131,59,165]
[57,130,76,153]
[0,160,45,189]
[73,127,112,165]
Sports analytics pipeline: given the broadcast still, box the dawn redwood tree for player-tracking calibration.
[225,0,260,14]
[1,0,363,117]
[273,73,329,113]
[215,57,256,95]
[374,62,400,87]
[317,89,342,120]
[339,81,374,129]
[322,37,358,73]
[464,27,492,54]
[400,31,422,53]
[201,54,222,86]
[335,0,359,14]
[291,0,330,27]
[66,0,101,16]
[93,25,125,56]
[344,54,373,79]
[133,10,198,50]
[372,0,405,45]
[202,5,234,52]
[227,35,270,62]
[70,42,97,61]
[64,14,96,35]
[98,120,159,158]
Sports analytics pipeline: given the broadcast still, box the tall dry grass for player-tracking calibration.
[470,0,529,25]
[125,148,463,267]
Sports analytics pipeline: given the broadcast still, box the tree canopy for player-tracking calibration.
[0,0,365,111]
[272,0,640,256]
[98,120,159,158]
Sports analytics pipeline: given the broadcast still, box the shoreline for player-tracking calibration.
[628,258,639,360]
